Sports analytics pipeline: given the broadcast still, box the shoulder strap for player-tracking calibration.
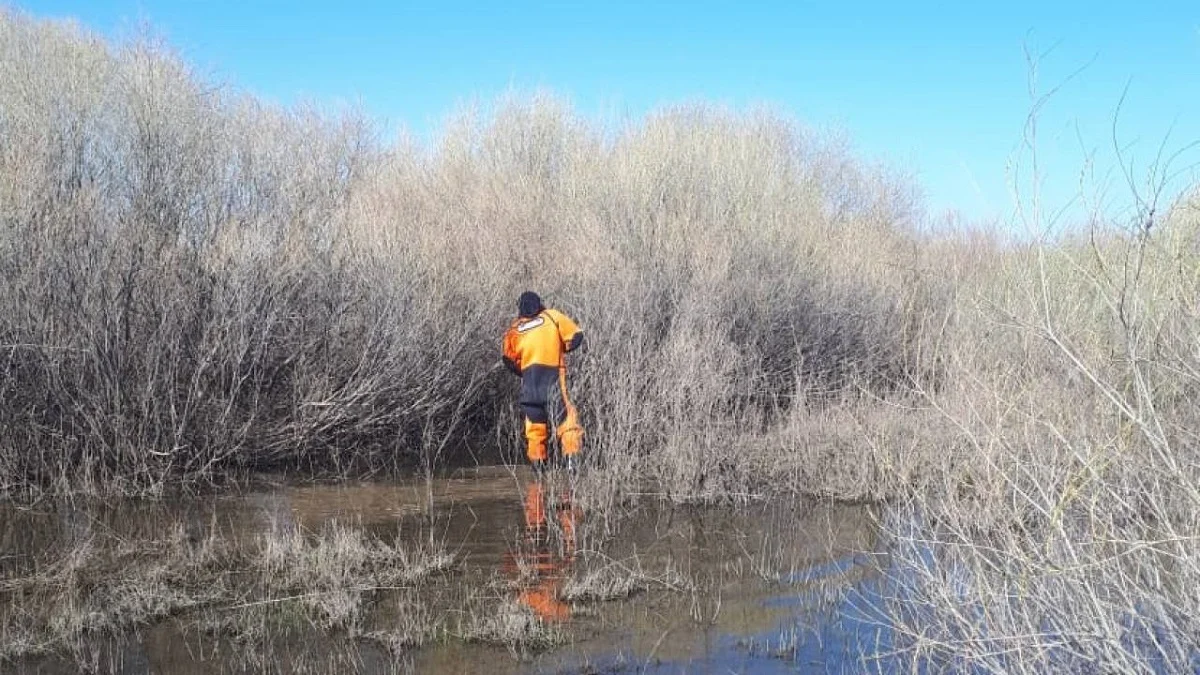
[540,310,566,349]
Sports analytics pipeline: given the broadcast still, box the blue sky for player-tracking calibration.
[17,1,1200,227]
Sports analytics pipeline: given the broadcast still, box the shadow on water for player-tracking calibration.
[1,468,893,674]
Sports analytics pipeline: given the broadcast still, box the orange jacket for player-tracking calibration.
[502,308,584,375]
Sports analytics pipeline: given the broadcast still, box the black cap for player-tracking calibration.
[518,291,544,318]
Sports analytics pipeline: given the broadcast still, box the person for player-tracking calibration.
[501,291,585,471]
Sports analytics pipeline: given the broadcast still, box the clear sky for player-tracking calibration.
[16,1,1200,228]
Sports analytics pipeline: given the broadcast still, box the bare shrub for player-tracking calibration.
[872,159,1200,670]
[0,10,931,499]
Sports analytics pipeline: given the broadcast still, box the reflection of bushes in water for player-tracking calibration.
[0,9,934,499]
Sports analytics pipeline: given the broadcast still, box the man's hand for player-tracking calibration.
[565,332,586,354]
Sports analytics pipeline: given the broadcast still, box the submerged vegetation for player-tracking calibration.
[0,482,869,672]
[1,8,1199,673]
[0,517,452,661]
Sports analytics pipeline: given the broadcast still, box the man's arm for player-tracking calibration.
[548,309,586,354]
[502,326,522,375]
[565,331,585,353]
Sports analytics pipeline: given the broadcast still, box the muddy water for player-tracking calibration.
[1,467,889,674]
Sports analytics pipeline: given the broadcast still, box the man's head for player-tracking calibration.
[517,291,544,318]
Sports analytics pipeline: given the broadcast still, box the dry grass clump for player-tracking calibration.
[456,597,568,653]
[560,567,644,603]
[561,555,690,602]
[0,523,227,661]
[0,516,455,666]
[252,522,455,629]
[361,588,441,653]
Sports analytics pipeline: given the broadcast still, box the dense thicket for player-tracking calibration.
[0,12,930,494]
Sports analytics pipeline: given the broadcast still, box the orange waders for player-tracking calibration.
[502,306,585,465]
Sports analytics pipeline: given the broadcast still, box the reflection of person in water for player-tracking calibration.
[502,479,581,621]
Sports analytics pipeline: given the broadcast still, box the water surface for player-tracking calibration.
[1,467,888,673]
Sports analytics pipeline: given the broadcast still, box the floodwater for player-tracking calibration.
[1,467,890,674]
